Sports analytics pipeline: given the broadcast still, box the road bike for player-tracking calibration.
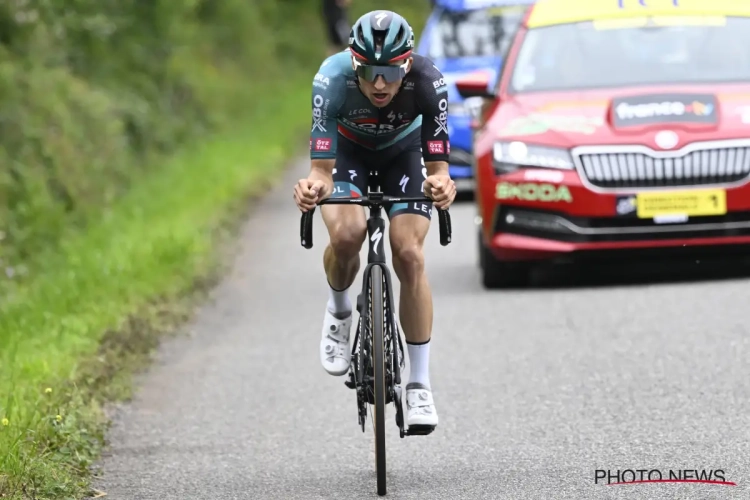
[300,169,452,496]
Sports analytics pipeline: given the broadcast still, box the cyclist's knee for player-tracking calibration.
[389,215,428,283]
[391,238,425,283]
[325,209,366,259]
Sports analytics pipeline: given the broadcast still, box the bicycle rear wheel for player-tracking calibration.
[368,265,387,496]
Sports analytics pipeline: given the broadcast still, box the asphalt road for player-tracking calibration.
[95,158,750,499]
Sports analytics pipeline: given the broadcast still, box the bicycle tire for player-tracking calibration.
[369,265,387,496]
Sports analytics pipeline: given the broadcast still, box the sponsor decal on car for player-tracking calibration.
[612,93,717,127]
[495,182,572,202]
[615,189,726,220]
[523,169,564,183]
[499,114,604,137]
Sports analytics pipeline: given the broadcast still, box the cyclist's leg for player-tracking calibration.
[381,135,438,427]
[318,139,368,376]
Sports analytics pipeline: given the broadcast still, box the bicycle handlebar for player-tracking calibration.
[300,195,452,249]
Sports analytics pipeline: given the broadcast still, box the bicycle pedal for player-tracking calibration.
[405,425,436,436]
[344,379,356,389]
[356,293,363,314]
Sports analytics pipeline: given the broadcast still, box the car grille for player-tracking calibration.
[574,143,750,190]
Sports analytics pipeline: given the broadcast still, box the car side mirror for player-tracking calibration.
[455,72,496,100]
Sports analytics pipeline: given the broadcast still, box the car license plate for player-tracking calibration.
[636,189,726,219]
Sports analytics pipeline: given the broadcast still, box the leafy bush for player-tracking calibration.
[0,0,429,276]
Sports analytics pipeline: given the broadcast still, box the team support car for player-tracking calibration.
[456,0,750,288]
[416,0,535,193]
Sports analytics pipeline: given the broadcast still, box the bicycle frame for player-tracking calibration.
[299,169,452,494]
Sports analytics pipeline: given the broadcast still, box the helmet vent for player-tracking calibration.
[394,26,405,46]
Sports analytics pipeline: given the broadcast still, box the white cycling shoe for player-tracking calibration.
[405,382,438,428]
[320,309,352,376]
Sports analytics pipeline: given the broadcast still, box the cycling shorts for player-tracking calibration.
[330,129,433,220]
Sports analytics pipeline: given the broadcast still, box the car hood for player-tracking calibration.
[431,55,502,103]
[488,83,750,150]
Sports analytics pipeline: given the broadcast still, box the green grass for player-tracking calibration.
[0,78,310,500]
[0,3,433,497]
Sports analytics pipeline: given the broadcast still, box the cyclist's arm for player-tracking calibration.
[415,59,451,175]
[308,159,335,187]
[425,160,448,178]
[308,57,347,195]
[309,57,346,164]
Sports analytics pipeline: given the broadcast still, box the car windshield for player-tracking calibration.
[427,5,529,59]
[510,17,750,93]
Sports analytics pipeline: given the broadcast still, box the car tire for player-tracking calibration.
[479,231,531,289]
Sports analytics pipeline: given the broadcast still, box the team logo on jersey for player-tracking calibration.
[434,98,448,136]
[312,94,327,133]
[313,138,331,151]
[313,73,330,90]
[427,141,444,154]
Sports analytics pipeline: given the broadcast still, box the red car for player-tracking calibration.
[456,0,750,288]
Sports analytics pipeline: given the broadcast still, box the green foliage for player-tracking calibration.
[0,0,327,273]
[0,0,431,497]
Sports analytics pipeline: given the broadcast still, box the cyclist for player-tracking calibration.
[293,10,457,431]
[321,0,352,55]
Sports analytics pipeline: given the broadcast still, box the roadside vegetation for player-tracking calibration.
[0,1,429,498]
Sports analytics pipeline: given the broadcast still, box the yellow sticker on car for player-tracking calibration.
[635,189,726,219]
[592,15,726,30]
[527,0,750,29]
[486,5,529,16]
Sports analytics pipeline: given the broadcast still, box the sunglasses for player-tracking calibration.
[354,61,408,83]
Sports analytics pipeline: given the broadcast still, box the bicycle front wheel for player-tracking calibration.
[369,265,387,496]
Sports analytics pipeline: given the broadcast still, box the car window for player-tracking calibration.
[428,5,530,59]
[509,16,750,93]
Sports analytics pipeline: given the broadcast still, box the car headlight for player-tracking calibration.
[493,141,574,174]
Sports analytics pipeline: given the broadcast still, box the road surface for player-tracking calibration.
[94,158,750,499]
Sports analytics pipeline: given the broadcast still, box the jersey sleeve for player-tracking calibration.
[309,57,347,160]
[415,60,450,164]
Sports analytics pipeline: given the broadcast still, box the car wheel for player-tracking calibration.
[479,237,531,289]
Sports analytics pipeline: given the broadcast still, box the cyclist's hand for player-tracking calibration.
[294,178,330,212]
[423,174,456,210]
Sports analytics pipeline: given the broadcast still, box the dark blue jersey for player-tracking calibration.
[309,50,450,163]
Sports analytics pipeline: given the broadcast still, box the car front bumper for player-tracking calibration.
[483,168,750,262]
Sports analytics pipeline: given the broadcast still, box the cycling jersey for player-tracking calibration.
[309,50,451,164]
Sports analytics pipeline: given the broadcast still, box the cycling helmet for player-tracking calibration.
[349,10,414,65]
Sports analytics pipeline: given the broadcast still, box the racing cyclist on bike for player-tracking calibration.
[293,10,457,431]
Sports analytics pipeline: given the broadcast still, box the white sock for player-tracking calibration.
[407,340,431,388]
[327,284,351,319]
